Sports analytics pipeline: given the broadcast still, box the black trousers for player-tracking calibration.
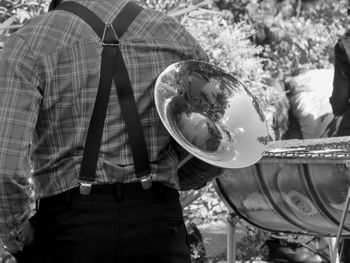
[15,182,191,263]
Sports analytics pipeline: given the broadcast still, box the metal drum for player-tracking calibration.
[215,138,350,236]
[154,60,350,237]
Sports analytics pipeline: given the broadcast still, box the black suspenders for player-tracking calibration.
[54,1,152,192]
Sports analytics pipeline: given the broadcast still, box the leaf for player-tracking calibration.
[0,14,16,33]
[16,9,31,23]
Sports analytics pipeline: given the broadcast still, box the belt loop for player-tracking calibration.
[114,183,123,203]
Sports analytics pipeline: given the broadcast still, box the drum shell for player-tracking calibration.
[215,162,350,236]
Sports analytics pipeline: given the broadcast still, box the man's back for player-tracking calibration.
[0,1,207,261]
[0,0,207,201]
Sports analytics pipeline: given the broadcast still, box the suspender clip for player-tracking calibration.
[139,175,152,190]
[102,24,119,46]
[80,181,93,195]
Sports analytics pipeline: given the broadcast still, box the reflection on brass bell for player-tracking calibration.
[154,60,269,169]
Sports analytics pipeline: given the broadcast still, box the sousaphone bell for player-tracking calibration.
[154,60,269,169]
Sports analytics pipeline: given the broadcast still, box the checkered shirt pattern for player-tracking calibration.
[0,0,209,240]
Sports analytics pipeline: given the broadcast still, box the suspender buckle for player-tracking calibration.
[102,42,119,47]
[79,181,93,195]
[139,175,152,190]
[102,24,119,46]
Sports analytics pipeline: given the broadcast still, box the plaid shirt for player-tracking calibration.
[0,0,207,244]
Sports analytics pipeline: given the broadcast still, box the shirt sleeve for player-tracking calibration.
[0,33,42,246]
[176,144,225,191]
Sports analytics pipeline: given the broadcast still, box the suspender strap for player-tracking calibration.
[54,2,151,192]
[79,47,117,185]
[113,47,151,179]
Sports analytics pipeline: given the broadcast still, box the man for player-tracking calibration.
[0,0,220,262]
[330,30,350,137]
[330,29,350,263]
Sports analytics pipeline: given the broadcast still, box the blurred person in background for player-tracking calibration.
[330,15,350,262]
[330,30,350,136]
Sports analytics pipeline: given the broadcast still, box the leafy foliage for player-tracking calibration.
[0,0,48,22]
[0,0,48,49]
[139,0,186,12]
[235,224,270,261]
[182,183,228,225]
[245,0,348,78]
